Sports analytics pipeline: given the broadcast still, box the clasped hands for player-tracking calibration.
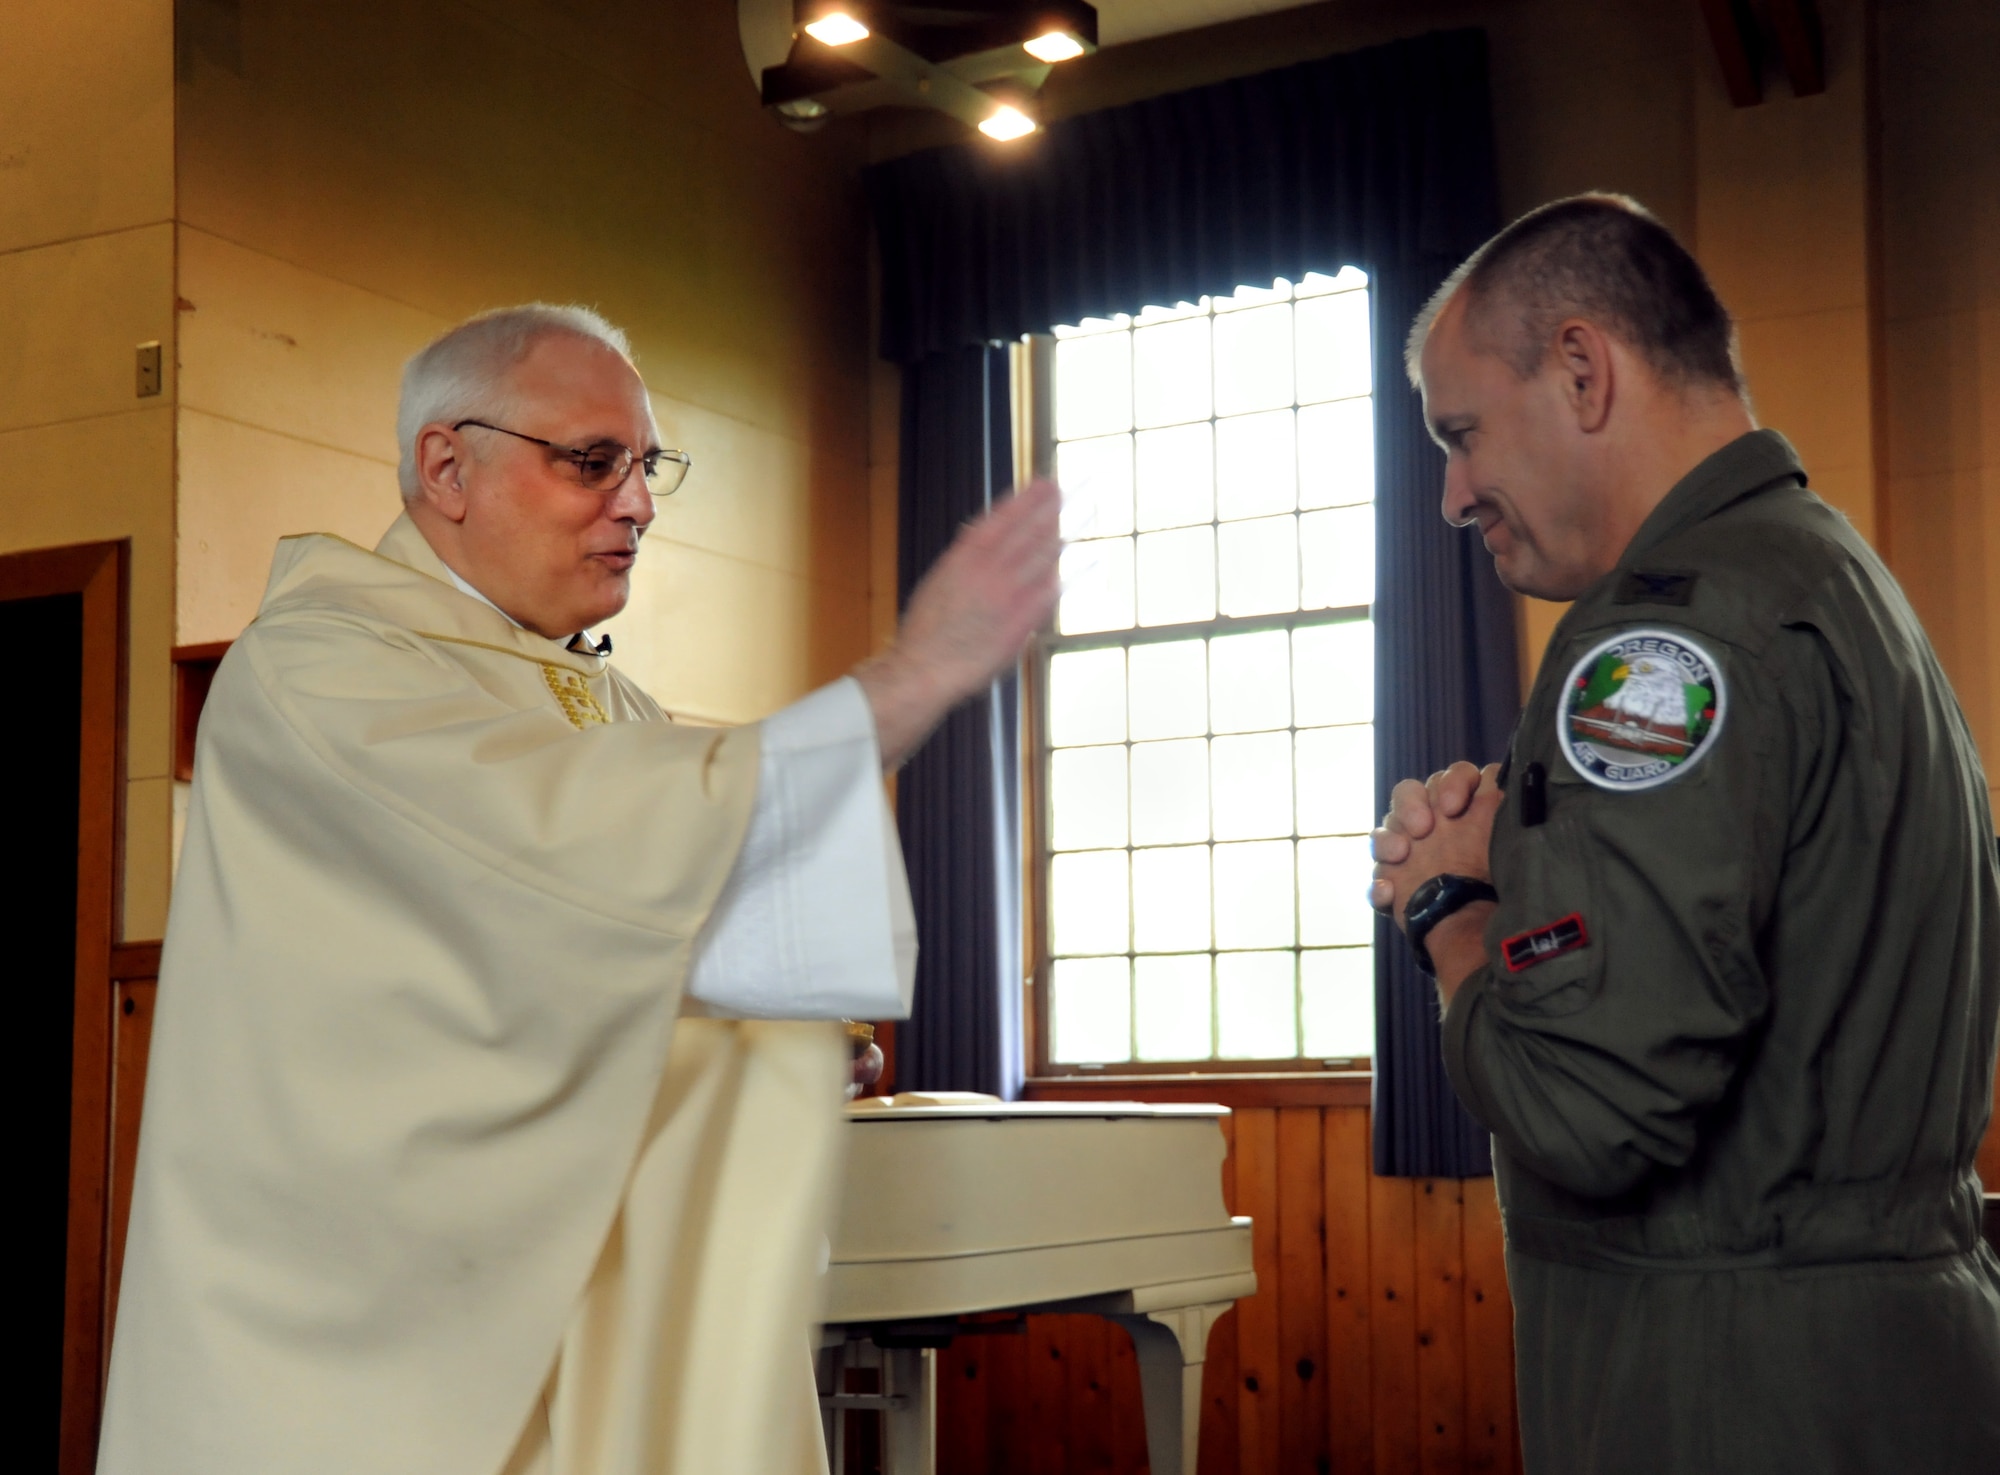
[1370,760,1504,996]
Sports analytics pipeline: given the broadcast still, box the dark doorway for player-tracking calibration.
[0,542,125,1475]
[0,592,84,1469]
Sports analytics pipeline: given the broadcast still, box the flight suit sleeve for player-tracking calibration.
[1441,620,1836,1199]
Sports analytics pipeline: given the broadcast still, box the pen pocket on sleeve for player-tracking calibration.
[1489,806,1601,1018]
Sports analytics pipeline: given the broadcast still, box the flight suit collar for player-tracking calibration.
[1616,428,1807,571]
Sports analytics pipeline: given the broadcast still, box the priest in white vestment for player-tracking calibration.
[98,305,1060,1475]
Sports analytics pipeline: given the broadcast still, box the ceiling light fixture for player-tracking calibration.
[803,11,870,46]
[774,97,832,132]
[979,104,1037,141]
[1022,30,1084,63]
[747,2,1096,138]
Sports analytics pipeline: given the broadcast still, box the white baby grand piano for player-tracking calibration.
[819,1097,1255,1475]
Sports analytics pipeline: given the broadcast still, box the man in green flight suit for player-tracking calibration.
[1370,194,2000,1472]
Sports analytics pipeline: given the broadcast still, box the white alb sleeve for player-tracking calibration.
[684,677,917,1020]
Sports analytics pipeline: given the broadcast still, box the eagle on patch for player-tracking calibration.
[1559,628,1726,791]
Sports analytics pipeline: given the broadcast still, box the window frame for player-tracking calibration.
[1014,301,1382,1082]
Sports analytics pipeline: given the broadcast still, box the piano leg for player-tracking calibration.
[815,1339,844,1474]
[880,1346,936,1475]
[1112,1302,1233,1475]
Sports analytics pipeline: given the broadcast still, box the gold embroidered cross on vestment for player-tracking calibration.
[541,664,610,729]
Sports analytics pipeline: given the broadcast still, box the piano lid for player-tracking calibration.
[827,1093,1250,1323]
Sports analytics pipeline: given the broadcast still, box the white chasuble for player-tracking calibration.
[101,515,910,1475]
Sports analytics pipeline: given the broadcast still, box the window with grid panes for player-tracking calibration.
[1038,268,1378,1069]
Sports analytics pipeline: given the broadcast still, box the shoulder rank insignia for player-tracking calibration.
[1502,914,1589,972]
[1615,569,1697,606]
[1557,628,1726,791]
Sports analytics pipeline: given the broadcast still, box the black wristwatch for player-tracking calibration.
[1404,873,1499,977]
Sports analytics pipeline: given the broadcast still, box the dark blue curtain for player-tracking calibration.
[867,29,1515,1172]
[1368,272,1517,1178]
[891,346,1023,1098]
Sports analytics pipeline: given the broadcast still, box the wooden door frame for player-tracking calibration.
[0,540,128,1473]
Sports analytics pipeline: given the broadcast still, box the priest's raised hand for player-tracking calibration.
[857,477,1061,769]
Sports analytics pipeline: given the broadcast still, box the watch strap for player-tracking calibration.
[1405,873,1499,978]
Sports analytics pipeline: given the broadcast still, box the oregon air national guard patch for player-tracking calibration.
[1558,629,1726,791]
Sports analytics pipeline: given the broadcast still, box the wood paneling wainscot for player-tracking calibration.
[929,1077,1525,1475]
[105,940,160,1353]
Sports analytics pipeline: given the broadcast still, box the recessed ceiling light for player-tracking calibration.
[804,12,870,46]
[979,105,1037,141]
[1023,31,1085,63]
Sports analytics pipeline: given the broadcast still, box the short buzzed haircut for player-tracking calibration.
[396,303,633,499]
[1406,194,1743,396]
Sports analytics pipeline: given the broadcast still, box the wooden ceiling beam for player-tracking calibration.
[1697,0,1763,108]
[1767,0,1827,97]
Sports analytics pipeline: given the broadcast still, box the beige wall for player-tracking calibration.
[174,0,878,725]
[1697,0,1879,533]
[1879,0,2000,807]
[0,0,178,939]
[1873,0,2000,1184]
[7,0,885,936]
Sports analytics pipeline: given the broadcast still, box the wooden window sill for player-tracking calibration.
[1023,1071,1372,1108]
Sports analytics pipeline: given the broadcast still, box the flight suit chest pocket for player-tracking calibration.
[1488,796,1601,1018]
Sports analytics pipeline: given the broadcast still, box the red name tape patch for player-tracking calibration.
[1501,914,1590,972]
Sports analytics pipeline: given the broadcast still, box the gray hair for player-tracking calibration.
[396,303,634,498]
[1405,194,1743,396]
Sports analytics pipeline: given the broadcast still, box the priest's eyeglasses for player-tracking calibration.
[453,420,692,497]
